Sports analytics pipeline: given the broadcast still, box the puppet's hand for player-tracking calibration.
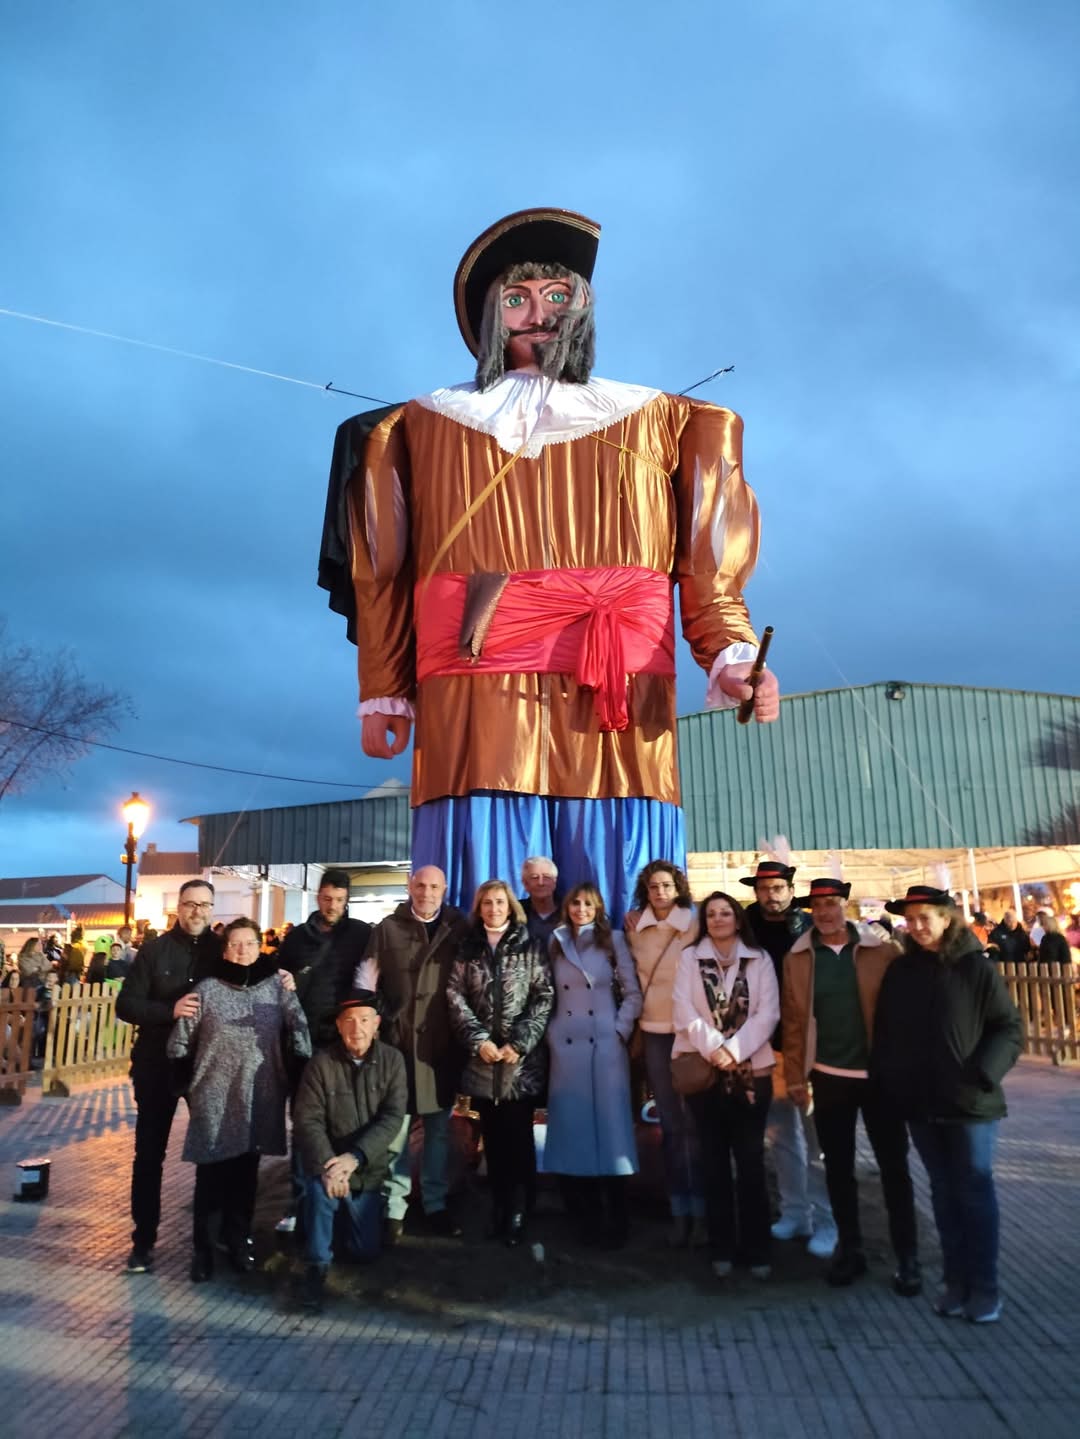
[361,714,412,758]
[715,664,781,722]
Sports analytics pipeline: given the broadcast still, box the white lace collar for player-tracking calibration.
[414,372,661,458]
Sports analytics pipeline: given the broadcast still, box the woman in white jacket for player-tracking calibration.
[673,891,780,1280]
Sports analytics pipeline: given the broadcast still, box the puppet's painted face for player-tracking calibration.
[502,276,576,371]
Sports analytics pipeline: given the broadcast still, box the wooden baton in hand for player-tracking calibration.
[736,625,774,725]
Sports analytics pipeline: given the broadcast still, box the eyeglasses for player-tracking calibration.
[179,900,214,912]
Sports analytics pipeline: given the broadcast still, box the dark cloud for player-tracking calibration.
[1,0,1076,878]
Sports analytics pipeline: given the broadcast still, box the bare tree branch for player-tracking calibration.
[0,617,130,803]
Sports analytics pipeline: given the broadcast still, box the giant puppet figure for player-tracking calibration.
[318,209,779,917]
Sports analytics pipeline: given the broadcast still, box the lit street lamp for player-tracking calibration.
[121,791,151,927]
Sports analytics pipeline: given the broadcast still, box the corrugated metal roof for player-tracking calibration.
[0,904,125,928]
[678,682,1080,852]
[189,685,1079,865]
[196,795,410,868]
[0,874,108,901]
[0,905,70,926]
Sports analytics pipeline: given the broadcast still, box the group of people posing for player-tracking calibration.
[114,857,1021,1320]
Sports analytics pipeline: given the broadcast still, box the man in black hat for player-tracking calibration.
[740,860,835,1257]
[319,208,779,920]
[780,878,919,1294]
[292,992,407,1310]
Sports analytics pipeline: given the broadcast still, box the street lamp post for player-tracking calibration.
[121,791,151,927]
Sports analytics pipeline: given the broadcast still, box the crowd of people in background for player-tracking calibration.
[99,857,1037,1324]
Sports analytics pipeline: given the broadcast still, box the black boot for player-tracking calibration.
[826,1244,868,1287]
[892,1253,922,1297]
[227,1237,257,1274]
[505,1210,527,1248]
[487,1203,509,1241]
[601,1178,629,1250]
[190,1247,214,1283]
[302,1265,326,1312]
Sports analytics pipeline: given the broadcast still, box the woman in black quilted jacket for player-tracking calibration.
[446,880,554,1246]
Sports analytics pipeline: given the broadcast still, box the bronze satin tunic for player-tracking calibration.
[348,394,760,806]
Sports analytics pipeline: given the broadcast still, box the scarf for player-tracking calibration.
[697,945,756,1103]
[205,951,280,988]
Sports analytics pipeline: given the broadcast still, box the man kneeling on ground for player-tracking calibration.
[292,991,407,1309]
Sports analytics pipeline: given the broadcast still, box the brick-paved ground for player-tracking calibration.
[1,1058,1077,1438]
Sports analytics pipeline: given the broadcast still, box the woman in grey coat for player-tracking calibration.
[546,884,643,1247]
[168,916,310,1281]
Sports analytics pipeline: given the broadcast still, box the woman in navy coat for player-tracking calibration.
[545,883,643,1246]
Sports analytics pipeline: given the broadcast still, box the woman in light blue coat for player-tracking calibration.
[545,884,643,1247]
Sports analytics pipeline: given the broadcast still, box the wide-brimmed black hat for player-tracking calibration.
[453,207,601,357]
[337,989,380,1016]
[739,860,797,888]
[884,885,956,916]
[795,878,852,906]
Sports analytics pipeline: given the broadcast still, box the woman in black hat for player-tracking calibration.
[872,886,1022,1324]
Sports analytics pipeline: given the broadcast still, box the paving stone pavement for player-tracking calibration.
[1,1059,1077,1438]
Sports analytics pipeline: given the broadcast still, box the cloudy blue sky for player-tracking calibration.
[1,0,1077,881]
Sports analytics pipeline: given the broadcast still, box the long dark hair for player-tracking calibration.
[632,860,693,915]
[695,891,756,947]
[560,882,614,954]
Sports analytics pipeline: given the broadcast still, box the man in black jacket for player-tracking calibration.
[293,992,407,1309]
[739,859,836,1258]
[116,877,221,1272]
[276,868,371,1230]
[987,910,1031,965]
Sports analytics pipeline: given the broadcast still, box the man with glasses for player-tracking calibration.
[117,878,221,1272]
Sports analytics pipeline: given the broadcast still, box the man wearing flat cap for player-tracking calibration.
[292,992,407,1309]
[319,208,779,918]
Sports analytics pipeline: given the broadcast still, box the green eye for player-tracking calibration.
[548,290,569,304]
[504,294,525,308]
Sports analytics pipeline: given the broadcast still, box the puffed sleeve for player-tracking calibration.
[348,405,416,701]
[673,400,760,670]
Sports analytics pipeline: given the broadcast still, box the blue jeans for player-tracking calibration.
[383,1110,451,1221]
[303,1177,384,1268]
[766,1090,834,1234]
[910,1119,1000,1297]
[643,1032,704,1217]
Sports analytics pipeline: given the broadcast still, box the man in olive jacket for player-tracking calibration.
[293,993,407,1308]
[356,866,468,1238]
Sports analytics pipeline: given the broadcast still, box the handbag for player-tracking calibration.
[670,1049,717,1096]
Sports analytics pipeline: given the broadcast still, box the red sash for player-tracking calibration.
[415,566,676,732]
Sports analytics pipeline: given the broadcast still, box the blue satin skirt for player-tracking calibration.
[411,790,686,923]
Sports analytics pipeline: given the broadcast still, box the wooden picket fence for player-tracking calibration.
[43,982,132,1091]
[1002,961,1079,1064]
[0,988,38,1097]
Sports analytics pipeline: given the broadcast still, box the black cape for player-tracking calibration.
[317,403,403,644]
